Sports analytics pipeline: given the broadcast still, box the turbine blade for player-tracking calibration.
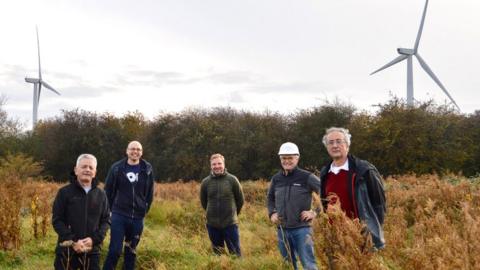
[41,81,61,95]
[36,25,42,80]
[415,54,460,110]
[370,55,408,75]
[414,0,429,52]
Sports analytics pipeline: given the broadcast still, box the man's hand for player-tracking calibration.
[72,240,86,253]
[270,212,279,224]
[73,237,93,253]
[300,210,316,222]
[81,237,93,251]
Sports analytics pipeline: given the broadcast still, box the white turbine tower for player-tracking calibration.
[25,26,60,128]
[370,0,460,110]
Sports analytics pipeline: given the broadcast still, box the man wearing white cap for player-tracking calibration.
[267,142,320,270]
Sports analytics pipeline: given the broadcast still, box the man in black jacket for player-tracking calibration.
[103,141,155,270]
[267,142,320,270]
[319,127,386,250]
[52,154,110,270]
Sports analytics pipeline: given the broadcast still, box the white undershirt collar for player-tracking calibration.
[329,159,349,175]
[83,186,91,193]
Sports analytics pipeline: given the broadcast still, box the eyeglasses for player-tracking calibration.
[326,139,346,146]
[280,156,297,161]
[128,148,143,151]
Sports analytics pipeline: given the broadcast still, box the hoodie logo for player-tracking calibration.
[293,183,301,186]
[126,172,139,183]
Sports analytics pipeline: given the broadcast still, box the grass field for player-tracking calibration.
[0,175,479,269]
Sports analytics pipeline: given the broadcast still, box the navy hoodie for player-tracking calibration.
[104,158,155,219]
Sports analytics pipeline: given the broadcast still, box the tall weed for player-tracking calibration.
[0,176,22,250]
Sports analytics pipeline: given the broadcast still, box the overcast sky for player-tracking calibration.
[1,0,479,128]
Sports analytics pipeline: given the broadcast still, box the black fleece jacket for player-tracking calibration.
[52,174,110,254]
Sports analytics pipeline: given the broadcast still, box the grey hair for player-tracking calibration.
[76,153,97,168]
[322,127,352,147]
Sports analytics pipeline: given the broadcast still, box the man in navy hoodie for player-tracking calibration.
[103,141,155,270]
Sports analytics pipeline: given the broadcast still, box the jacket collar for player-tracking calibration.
[321,154,370,179]
[69,171,98,190]
[120,157,147,171]
[329,159,349,174]
[282,166,298,176]
[211,168,228,178]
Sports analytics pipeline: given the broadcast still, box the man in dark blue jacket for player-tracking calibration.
[52,154,109,270]
[319,127,386,250]
[103,141,155,270]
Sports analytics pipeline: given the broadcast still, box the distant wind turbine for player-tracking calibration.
[25,26,61,128]
[370,0,460,110]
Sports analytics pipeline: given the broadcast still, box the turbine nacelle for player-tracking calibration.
[397,48,415,55]
[25,77,40,84]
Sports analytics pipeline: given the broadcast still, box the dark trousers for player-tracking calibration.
[103,213,144,270]
[206,224,241,256]
[54,249,100,270]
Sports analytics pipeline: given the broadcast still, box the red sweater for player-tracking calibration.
[325,170,357,219]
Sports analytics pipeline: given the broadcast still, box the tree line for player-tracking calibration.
[1,98,479,182]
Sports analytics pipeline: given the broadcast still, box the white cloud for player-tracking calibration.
[0,0,479,129]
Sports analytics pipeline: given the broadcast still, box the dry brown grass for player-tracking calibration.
[154,180,270,204]
[241,180,269,206]
[1,173,479,270]
[154,181,200,202]
[381,174,480,269]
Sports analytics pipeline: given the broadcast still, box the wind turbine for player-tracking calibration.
[370,0,460,110]
[25,26,61,128]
